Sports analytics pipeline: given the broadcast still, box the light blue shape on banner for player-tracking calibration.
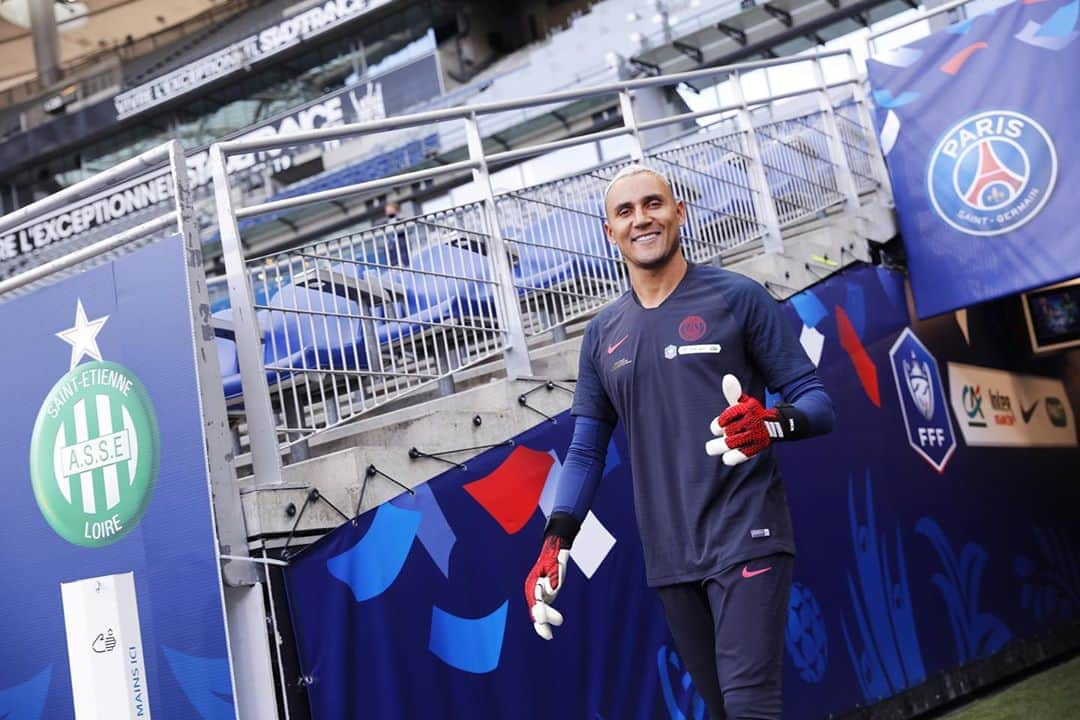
[603,437,622,477]
[162,648,234,720]
[0,666,51,720]
[872,89,920,108]
[429,601,508,673]
[766,390,781,409]
[789,290,828,329]
[1037,0,1078,37]
[842,472,925,703]
[875,47,922,68]
[391,483,456,579]
[875,267,905,311]
[657,645,706,720]
[845,283,866,338]
[946,19,975,34]
[328,504,421,601]
[539,450,561,518]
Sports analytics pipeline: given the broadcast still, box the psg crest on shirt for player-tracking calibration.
[926,110,1057,236]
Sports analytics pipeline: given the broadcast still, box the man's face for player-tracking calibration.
[604,172,686,272]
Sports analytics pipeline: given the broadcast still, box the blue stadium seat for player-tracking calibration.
[264,285,368,374]
[378,243,497,343]
[508,208,617,290]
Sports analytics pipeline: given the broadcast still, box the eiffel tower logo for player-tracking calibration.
[963,141,1025,209]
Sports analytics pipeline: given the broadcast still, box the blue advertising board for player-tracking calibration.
[866,0,1080,317]
[0,235,235,718]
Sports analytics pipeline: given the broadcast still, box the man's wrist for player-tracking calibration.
[544,512,581,547]
[770,403,810,441]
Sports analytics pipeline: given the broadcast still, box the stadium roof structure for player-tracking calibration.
[0,0,240,95]
[626,0,919,85]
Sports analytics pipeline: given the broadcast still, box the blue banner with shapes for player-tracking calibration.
[866,0,1080,317]
[285,264,1080,719]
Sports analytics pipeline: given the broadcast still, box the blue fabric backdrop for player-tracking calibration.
[285,264,1080,719]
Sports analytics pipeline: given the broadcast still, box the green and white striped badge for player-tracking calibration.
[30,361,159,547]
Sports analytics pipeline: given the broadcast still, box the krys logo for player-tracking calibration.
[927,110,1057,236]
[29,301,159,548]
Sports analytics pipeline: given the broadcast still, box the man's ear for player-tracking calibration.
[604,221,614,243]
[675,199,686,226]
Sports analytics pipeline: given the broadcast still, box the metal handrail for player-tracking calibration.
[217,50,855,155]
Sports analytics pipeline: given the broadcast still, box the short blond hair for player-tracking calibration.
[603,164,675,206]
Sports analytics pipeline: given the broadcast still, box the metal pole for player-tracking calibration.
[0,214,173,296]
[812,57,860,214]
[463,112,533,379]
[209,143,286,489]
[730,71,783,254]
[618,89,646,161]
[171,140,280,720]
[0,144,172,235]
[848,55,895,205]
[168,139,258,587]
[866,0,972,51]
[217,50,855,156]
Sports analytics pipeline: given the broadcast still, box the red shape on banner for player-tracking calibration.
[940,42,989,75]
[464,446,554,534]
[836,305,881,407]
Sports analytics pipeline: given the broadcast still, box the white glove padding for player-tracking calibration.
[705,374,751,466]
[526,540,570,640]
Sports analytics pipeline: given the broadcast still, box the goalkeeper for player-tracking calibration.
[525,165,834,719]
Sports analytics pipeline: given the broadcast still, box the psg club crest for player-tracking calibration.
[926,110,1057,236]
[889,329,956,473]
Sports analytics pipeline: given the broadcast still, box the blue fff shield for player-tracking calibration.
[888,329,956,472]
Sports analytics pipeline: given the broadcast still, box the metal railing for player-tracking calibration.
[209,49,891,483]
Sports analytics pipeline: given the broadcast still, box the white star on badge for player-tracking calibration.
[56,299,109,369]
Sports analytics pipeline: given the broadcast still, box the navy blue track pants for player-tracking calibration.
[657,553,794,720]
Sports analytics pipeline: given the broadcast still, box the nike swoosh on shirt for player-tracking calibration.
[607,335,629,354]
[741,565,772,579]
[1020,400,1039,424]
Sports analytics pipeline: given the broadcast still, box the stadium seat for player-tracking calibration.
[377,243,497,344]
[264,285,368,374]
[507,207,618,291]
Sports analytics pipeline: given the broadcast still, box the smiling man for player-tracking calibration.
[525,165,835,719]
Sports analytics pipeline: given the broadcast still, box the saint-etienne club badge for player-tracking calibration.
[29,299,159,548]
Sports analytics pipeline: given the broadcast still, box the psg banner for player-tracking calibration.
[866,0,1080,318]
[0,235,236,718]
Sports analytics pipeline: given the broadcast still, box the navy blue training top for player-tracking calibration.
[571,263,816,586]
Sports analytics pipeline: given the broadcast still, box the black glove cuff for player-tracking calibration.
[774,403,811,441]
[544,512,581,547]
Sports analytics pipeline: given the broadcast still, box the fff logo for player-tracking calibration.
[888,329,956,473]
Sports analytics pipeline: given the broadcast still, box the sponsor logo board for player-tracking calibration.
[947,362,1076,447]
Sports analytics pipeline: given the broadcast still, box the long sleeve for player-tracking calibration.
[544,415,615,544]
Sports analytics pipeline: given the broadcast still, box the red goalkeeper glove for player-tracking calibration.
[524,534,570,640]
[705,374,804,465]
